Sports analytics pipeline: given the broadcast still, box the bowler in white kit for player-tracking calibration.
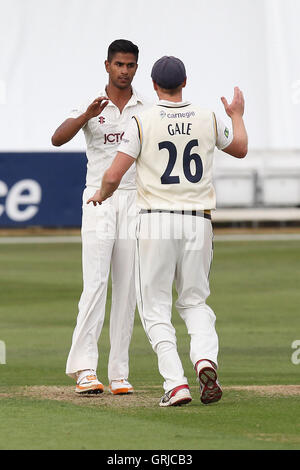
[52,40,148,395]
[87,56,248,406]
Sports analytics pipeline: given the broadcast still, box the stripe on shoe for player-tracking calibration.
[170,384,190,398]
[110,386,133,395]
[75,383,104,394]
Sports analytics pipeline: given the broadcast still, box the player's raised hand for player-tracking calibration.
[85,96,109,120]
[221,87,245,118]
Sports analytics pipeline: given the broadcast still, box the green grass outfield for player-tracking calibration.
[0,238,300,450]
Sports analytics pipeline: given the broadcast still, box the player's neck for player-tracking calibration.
[105,83,133,112]
[157,91,183,103]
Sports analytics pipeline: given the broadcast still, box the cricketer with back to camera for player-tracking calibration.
[87,55,248,407]
[51,39,150,396]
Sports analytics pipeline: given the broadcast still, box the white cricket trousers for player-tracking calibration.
[66,187,137,382]
[135,211,219,393]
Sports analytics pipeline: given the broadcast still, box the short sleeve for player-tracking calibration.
[65,102,87,122]
[117,116,142,159]
[214,114,233,150]
[64,103,88,130]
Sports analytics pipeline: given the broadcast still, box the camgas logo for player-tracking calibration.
[167,111,195,119]
[160,110,195,119]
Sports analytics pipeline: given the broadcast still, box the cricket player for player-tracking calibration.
[86,56,248,406]
[51,39,149,395]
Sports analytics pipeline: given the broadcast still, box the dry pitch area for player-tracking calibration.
[1,385,300,408]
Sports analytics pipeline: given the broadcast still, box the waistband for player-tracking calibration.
[140,209,211,220]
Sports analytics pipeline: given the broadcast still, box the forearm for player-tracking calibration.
[232,115,248,148]
[51,114,89,146]
[224,115,248,158]
[86,153,134,206]
[221,87,248,158]
[99,171,121,201]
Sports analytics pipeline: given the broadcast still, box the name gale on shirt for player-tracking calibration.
[168,122,192,136]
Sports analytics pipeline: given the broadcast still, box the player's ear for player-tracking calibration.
[104,60,110,73]
[152,80,158,91]
[182,78,187,88]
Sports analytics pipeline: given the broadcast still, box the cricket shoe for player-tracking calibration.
[75,372,104,395]
[159,384,192,407]
[195,359,222,405]
[109,379,134,395]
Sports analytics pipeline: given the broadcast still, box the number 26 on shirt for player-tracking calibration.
[159,139,203,185]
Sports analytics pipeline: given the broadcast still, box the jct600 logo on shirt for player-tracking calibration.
[104,132,124,144]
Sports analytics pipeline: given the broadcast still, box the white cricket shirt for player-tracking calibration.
[118,100,233,210]
[69,88,147,189]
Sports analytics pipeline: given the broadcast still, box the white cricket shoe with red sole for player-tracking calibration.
[159,384,192,407]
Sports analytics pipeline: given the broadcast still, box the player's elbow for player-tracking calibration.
[236,145,248,158]
[225,140,248,159]
[51,134,63,147]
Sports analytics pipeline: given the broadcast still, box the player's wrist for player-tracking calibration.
[82,110,93,123]
[230,112,244,121]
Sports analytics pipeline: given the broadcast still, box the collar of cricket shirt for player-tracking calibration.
[157,99,192,108]
[102,86,144,107]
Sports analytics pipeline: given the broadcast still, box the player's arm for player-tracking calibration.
[220,87,248,159]
[51,96,109,146]
[87,152,135,206]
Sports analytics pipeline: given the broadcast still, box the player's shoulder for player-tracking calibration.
[185,103,214,116]
[131,88,151,108]
[186,105,216,127]
[132,102,157,123]
[70,89,106,114]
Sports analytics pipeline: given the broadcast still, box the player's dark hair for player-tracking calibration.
[107,39,139,62]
